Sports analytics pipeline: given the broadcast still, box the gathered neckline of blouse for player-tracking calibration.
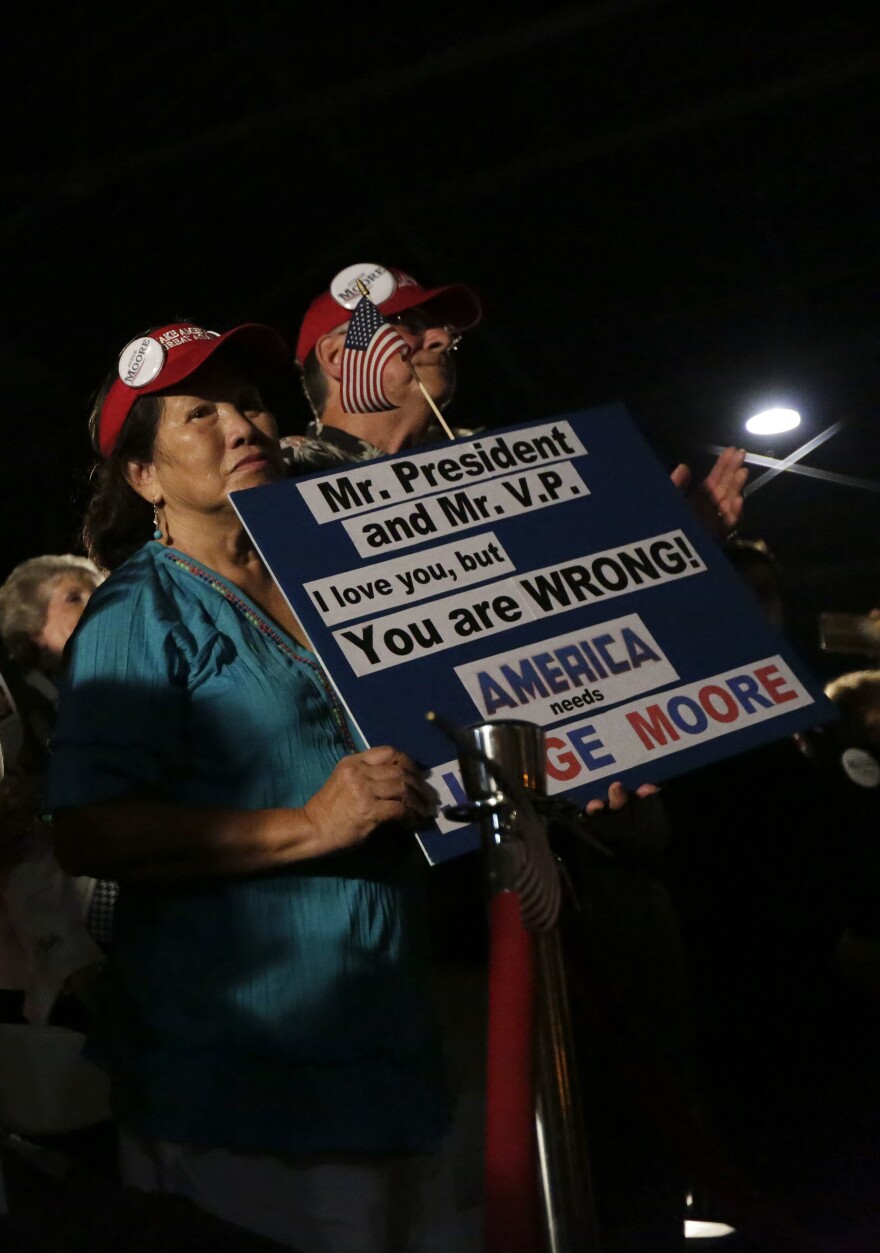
[151,544,357,752]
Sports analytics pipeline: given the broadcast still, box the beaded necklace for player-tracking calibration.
[164,550,357,752]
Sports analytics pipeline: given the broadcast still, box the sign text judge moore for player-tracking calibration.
[231,406,835,864]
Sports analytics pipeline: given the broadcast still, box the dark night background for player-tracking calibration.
[3,2,879,683]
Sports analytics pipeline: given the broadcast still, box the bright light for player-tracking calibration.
[684,1195,736,1239]
[685,1219,737,1239]
[745,407,801,435]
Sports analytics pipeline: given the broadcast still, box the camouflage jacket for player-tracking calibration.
[281,420,477,476]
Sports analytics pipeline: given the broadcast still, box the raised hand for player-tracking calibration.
[670,446,748,540]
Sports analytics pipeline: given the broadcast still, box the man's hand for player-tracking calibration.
[671,446,748,540]
[585,780,659,815]
[577,781,669,864]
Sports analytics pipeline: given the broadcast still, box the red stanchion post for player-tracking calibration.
[485,891,540,1253]
[439,716,601,1253]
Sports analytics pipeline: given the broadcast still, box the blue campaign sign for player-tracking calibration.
[231,405,836,864]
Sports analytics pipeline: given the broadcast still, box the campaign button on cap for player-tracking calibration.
[330,263,397,310]
[118,335,166,388]
[841,747,880,788]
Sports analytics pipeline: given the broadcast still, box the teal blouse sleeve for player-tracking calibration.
[45,557,190,810]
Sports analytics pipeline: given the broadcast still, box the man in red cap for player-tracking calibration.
[289,261,747,534]
[290,261,480,469]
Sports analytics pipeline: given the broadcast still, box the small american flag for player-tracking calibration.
[340,295,409,414]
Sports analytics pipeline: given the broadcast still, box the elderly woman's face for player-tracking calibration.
[147,357,285,515]
[37,574,98,662]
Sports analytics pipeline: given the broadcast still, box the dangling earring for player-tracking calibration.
[152,503,163,541]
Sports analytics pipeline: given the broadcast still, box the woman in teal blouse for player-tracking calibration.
[45,322,459,1252]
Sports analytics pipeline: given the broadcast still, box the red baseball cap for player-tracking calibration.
[295,263,482,365]
[98,322,290,457]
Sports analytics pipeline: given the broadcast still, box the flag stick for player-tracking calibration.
[408,360,457,441]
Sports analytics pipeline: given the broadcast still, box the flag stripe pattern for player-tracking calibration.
[340,295,409,414]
